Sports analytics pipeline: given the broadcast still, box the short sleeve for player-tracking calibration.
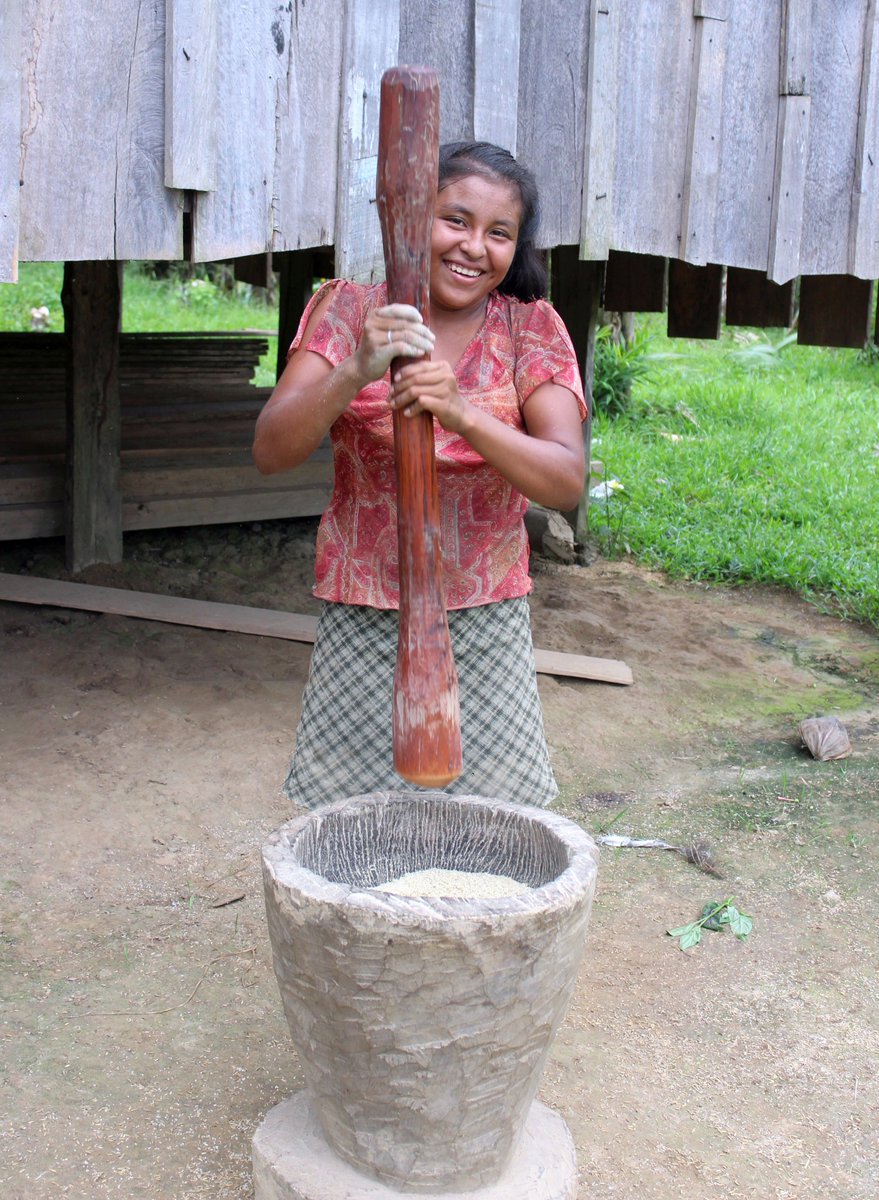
[509,298,588,420]
[287,279,369,366]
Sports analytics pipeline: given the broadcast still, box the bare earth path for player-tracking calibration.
[2,518,877,1200]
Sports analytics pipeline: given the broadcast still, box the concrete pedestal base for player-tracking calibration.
[252,1090,577,1200]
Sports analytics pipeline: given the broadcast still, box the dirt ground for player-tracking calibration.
[2,517,878,1200]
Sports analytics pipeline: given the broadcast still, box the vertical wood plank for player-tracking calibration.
[767,94,810,283]
[680,12,728,266]
[725,267,795,327]
[580,1,618,260]
[399,0,475,143]
[20,0,179,262]
[603,251,668,313]
[779,0,811,95]
[274,248,334,381]
[191,1,277,261]
[164,0,219,191]
[667,260,723,339]
[0,0,21,282]
[335,0,400,282]
[797,274,873,348]
[550,247,603,545]
[849,1,879,278]
[272,0,344,253]
[61,261,123,571]
[516,0,589,248]
[473,0,520,153]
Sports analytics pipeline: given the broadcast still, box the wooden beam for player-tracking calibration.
[275,248,333,381]
[779,0,811,96]
[797,275,873,349]
[473,0,521,154]
[164,0,219,191]
[768,0,812,283]
[667,260,723,339]
[849,0,879,278]
[725,267,795,328]
[550,247,603,545]
[0,573,634,686]
[603,251,667,313]
[61,261,123,571]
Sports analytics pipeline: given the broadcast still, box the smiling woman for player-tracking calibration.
[251,141,587,811]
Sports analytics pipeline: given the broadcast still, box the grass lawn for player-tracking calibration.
[590,317,879,628]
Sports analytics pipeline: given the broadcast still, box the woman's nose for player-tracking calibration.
[460,229,485,257]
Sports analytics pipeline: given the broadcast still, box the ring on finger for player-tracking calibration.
[387,329,393,345]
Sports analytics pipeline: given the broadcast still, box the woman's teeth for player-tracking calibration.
[448,263,481,278]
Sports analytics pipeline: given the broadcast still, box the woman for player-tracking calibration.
[253,141,587,808]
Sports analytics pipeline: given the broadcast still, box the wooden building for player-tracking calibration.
[2,1,878,567]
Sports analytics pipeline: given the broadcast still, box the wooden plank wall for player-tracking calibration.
[6,2,879,283]
[0,0,22,283]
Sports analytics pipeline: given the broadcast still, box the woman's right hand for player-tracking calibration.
[353,303,436,382]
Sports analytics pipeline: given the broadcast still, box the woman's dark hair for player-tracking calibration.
[437,141,547,302]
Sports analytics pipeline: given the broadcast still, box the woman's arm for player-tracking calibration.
[252,296,435,475]
[389,362,586,510]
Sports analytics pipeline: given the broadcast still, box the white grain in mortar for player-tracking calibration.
[376,867,529,898]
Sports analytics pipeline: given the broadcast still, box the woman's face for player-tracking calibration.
[430,173,522,314]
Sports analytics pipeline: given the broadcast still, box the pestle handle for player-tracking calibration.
[376,66,462,788]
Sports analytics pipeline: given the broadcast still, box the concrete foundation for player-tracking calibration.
[252,1090,578,1200]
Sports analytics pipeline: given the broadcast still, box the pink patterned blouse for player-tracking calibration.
[290,280,586,610]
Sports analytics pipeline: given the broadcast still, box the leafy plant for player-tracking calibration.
[592,323,655,417]
[667,896,753,951]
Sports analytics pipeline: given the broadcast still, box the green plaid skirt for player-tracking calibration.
[283,597,558,809]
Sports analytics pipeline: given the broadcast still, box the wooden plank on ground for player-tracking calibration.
[0,574,634,685]
[473,0,520,154]
[164,0,219,191]
[0,0,21,282]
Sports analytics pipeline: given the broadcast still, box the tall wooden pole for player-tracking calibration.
[376,66,462,788]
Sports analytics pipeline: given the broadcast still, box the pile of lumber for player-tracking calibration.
[0,332,333,540]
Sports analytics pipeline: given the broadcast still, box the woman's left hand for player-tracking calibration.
[390,360,471,434]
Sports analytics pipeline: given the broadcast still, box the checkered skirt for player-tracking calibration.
[283,597,558,809]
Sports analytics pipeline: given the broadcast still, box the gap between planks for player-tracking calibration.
[0,573,634,686]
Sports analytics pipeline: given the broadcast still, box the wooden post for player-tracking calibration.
[550,246,604,548]
[274,248,333,381]
[61,261,123,572]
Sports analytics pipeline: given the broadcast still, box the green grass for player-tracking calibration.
[591,317,879,628]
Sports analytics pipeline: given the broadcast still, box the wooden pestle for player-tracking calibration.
[376,66,462,787]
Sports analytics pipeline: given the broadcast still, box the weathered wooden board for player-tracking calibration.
[335,0,400,282]
[849,1,879,278]
[400,0,475,144]
[0,573,634,684]
[603,251,667,313]
[779,0,810,96]
[712,0,780,272]
[767,92,810,284]
[797,274,873,349]
[0,0,21,282]
[667,260,723,339]
[580,0,618,260]
[19,0,179,262]
[610,1,695,259]
[799,2,865,274]
[473,0,520,154]
[272,1,344,253]
[164,0,218,191]
[725,267,794,328]
[191,0,276,261]
[517,0,589,248]
[680,10,728,266]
